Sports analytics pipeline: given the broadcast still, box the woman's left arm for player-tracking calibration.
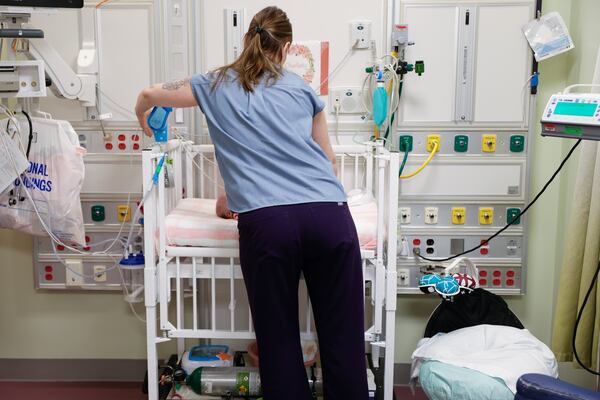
[135,78,198,137]
[312,110,338,175]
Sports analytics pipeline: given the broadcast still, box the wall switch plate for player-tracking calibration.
[479,207,494,225]
[349,20,372,49]
[93,265,107,283]
[482,134,497,153]
[424,207,439,224]
[399,135,413,152]
[329,87,365,114]
[454,135,469,152]
[65,259,84,286]
[510,135,525,152]
[427,134,441,153]
[507,208,521,225]
[398,268,410,287]
[452,207,466,225]
[399,207,412,224]
[117,205,132,222]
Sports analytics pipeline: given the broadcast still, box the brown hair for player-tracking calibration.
[213,6,293,93]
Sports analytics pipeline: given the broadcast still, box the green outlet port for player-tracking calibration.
[510,135,525,153]
[91,205,106,222]
[399,135,413,152]
[507,208,521,225]
[454,135,469,152]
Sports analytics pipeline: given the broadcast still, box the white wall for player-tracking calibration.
[201,0,385,110]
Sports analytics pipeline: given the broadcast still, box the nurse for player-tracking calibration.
[135,6,368,399]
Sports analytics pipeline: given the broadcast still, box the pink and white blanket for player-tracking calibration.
[165,194,378,250]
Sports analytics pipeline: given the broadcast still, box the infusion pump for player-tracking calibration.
[542,93,600,141]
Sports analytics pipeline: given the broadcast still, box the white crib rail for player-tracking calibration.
[142,140,400,400]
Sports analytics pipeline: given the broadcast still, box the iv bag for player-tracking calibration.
[523,12,574,62]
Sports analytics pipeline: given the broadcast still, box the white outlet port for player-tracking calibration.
[399,207,412,224]
[65,259,84,286]
[424,207,439,224]
[93,265,107,283]
[398,268,410,287]
[349,20,372,49]
[329,87,365,114]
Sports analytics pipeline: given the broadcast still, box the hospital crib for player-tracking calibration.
[142,140,400,400]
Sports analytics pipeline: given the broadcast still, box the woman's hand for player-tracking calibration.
[137,108,153,138]
[135,77,199,137]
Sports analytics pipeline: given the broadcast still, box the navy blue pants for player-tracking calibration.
[238,202,369,400]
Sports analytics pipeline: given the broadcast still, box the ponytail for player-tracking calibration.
[213,7,293,93]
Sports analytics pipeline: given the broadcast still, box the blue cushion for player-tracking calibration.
[516,373,600,400]
[419,360,514,400]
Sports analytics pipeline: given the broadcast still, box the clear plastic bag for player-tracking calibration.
[0,130,29,193]
[522,12,574,62]
[0,117,86,245]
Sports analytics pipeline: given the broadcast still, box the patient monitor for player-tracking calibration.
[542,87,600,141]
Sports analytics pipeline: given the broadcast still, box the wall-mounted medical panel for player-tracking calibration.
[398,0,534,127]
[34,255,126,291]
[397,259,523,295]
[398,158,526,200]
[392,131,528,155]
[73,128,151,153]
[35,228,142,254]
[398,203,525,228]
[399,231,523,259]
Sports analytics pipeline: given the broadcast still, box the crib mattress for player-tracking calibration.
[165,197,378,250]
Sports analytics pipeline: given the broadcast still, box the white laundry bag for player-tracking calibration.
[0,117,86,245]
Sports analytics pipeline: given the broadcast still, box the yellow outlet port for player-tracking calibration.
[482,134,497,153]
[117,205,132,222]
[427,134,441,153]
[479,207,494,225]
[452,207,466,225]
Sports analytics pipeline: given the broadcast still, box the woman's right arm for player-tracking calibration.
[311,110,338,175]
[135,78,198,137]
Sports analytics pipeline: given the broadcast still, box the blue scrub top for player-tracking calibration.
[190,70,346,213]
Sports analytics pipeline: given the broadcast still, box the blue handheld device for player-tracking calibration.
[147,106,173,143]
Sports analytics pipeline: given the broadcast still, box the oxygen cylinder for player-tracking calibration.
[186,367,262,397]
[186,367,324,397]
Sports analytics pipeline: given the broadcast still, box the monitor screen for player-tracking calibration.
[0,0,83,8]
[554,102,598,118]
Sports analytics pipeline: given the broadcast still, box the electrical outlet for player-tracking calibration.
[398,268,410,287]
[482,134,497,153]
[479,207,494,225]
[507,208,522,225]
[93,265,107,283]
[349,20,372,49]
[65,259,84,286]
[452,207,466,225]
[454,135,469,152]
[427,134,441,153]
[424,207,439,224]
[399,135,413,152]
[117,205,132,222]
[399,207,412,224]
[329,87,365,114]
[510,135,525,153]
